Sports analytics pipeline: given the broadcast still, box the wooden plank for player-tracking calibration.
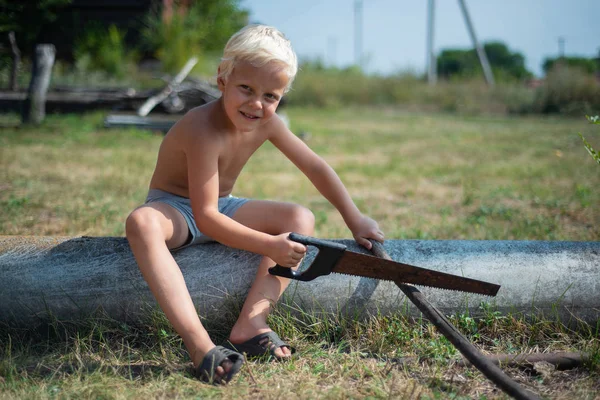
[104,114,176,132]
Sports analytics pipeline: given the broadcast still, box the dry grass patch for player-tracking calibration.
[1,108,599,398]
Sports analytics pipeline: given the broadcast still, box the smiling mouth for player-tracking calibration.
[240,111,260,120]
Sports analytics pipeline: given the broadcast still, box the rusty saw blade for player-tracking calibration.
[269,233,500,296]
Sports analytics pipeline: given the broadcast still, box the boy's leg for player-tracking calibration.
[125,203,231,375]
[228,200,315,358]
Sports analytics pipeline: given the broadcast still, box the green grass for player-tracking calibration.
[1,108,599,398]
[0,302,598,399]
[2,108,598,240]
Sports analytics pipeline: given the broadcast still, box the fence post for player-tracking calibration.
[22,44,55,124]
[8,32,21,91]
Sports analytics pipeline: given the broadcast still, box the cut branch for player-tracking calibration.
[8,32,21,91]
[137,57,199,117]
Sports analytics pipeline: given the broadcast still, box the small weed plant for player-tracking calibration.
[579,115,600,165]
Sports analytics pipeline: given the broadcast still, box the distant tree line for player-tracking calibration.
[0,0,247,74]
[437,42,599,81]
[543,56,599,75]
[1,1,598,82]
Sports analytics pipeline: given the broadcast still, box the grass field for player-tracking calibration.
[1,108,599,399]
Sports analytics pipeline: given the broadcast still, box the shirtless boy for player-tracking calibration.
[125,25,384,384]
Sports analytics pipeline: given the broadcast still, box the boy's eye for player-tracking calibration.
[265,93,278,101]
[240,85,251,91]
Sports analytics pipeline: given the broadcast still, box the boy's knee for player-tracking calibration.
[288,205,315,234]
[125,208,161,240]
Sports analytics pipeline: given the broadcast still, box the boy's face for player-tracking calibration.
[218,60,289,132]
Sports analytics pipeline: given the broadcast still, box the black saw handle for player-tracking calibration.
[268,233,347,281]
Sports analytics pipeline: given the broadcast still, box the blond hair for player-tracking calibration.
[218,25,298,92]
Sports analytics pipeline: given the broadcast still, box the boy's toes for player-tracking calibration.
[210,360,233,384]
[226,331,295,361]
[272,345,292,359]
[213,365,226,382]
[195,346,244,384]
[218,359,234,377]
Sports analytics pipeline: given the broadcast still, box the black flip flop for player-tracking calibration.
[194,345,244,384]
[226,331,295,361]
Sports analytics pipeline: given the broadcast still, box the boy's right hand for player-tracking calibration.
[269,233,307,268]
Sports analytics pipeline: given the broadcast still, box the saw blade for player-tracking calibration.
[332,251,500,296]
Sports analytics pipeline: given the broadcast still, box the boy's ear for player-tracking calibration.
[217,67,226,91]
[217,76,226,91]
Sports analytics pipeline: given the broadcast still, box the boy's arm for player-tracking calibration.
[186,131,305,267]
[269,118,384,248]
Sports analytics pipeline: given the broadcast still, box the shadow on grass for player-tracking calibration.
[21,360,185,381]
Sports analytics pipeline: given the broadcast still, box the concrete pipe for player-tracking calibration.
[1,236,598,326]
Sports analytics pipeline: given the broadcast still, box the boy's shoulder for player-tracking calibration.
[168,102,221,143]
[177,103,212,132]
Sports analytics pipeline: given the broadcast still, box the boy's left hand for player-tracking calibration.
[348,214,384,250]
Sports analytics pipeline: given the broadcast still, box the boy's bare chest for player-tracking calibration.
[217,135,266,179]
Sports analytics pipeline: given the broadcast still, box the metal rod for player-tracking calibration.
[456,0,495,86]
[369,240,540,400]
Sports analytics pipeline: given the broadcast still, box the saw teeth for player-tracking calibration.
[335,272,494,296]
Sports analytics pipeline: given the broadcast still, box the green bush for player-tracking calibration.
[73,24,137,78]
[494,84,537,114]
[287,62,534,115]
[288,63,374,107]
[532,65,600,115]
[141,8,204,74]
[140,0,246,75]
[288,59,600,117]
[543,57,598,75]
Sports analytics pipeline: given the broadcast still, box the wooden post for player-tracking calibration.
[22,44,56,124]
[426,0,437,85]
[8,32,21,91]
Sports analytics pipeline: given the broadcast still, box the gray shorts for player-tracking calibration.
[145,189,250,250]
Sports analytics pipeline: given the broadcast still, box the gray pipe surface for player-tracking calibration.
[1,236,598,325]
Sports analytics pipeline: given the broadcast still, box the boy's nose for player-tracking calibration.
[248,98,263,110]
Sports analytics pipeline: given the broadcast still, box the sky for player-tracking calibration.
[240,0,600,77]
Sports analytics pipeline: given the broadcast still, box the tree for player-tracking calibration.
[437,41,532,81]
[543,56,598,75]
[483,42,530,80]
[436,49,478,79]
[0,1,72,54]
[141,0,248,73]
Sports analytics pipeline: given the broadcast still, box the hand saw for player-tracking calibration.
[268,233,500,296]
